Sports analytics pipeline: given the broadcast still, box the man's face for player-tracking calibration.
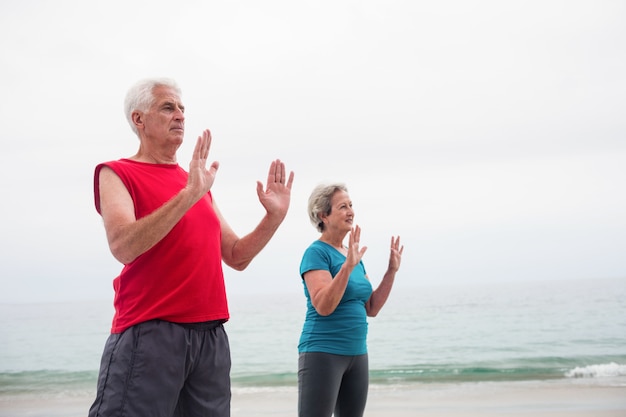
[139,85,185,146]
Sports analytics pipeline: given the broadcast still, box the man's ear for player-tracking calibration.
[132,111,144,130]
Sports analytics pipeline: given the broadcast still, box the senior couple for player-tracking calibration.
[88,77,403,417]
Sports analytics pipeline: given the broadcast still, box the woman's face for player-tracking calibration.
[322,190,354,234]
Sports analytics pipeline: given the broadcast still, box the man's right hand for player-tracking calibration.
[186,129,220,202]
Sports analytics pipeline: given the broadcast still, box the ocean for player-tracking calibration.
[1,277,625,404]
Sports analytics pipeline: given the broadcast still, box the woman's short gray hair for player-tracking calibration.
[123,77,181,137]
[308,183,348,233]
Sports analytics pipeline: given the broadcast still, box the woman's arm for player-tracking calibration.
[365,236,404,317]
[304,226,367,316]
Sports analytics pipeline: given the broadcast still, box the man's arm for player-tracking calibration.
[218,159,294,271]
[98,130,218,264]
[98,167,200,264]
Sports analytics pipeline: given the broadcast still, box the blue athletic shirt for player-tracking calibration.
[298,240,373,355]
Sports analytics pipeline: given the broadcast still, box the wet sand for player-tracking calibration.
[1,380,624,417]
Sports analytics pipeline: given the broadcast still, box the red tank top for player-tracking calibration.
[94,159,229,333]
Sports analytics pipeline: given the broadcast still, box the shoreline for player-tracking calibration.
[1,379,624,417]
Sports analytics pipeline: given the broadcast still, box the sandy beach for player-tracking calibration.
[1,380,624,417]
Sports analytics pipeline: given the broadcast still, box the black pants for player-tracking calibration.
[298,352,369,417]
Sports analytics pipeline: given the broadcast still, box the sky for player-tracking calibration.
[0,0,625,304]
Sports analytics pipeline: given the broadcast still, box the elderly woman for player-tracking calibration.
[297,183,404,417]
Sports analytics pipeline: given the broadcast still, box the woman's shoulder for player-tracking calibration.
[305,240,334,253]
[302,240,332,259]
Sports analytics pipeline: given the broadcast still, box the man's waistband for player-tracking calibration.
[173,319,227,331]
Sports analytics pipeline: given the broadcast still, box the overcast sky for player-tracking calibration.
[1,1,625,304]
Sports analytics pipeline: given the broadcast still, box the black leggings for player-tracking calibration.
[298,352,369,417]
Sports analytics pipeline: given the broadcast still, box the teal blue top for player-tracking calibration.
[298,240,373,355]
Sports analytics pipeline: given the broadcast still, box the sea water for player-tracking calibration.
[1,277,625,401]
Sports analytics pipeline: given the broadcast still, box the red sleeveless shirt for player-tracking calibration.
[94,159,229,333]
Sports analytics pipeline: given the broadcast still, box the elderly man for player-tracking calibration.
[89,78,294,417]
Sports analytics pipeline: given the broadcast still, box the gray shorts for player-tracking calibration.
[298,352,369,417]
[88,319,231,417]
